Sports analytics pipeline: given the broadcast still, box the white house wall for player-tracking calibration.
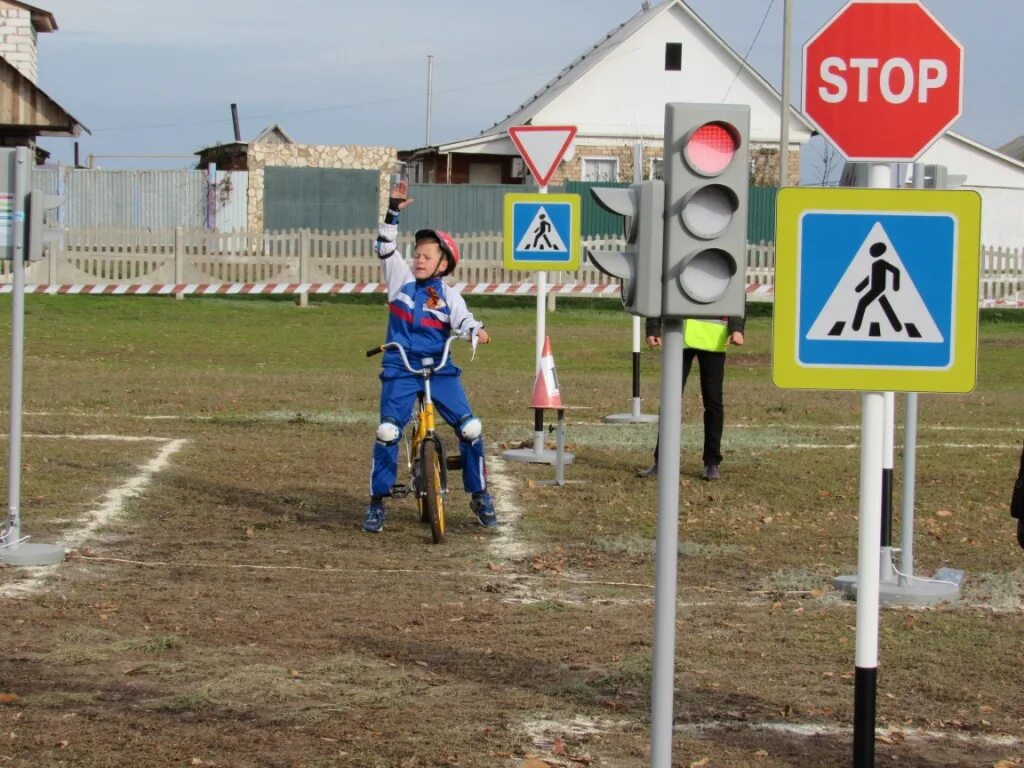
[918,135,1024,189]
[916,134,1024,248]
[529,5,810,145]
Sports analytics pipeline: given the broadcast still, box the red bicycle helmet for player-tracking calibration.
[415,228,460,277]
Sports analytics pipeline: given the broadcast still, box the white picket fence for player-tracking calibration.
[0,228,1022,306]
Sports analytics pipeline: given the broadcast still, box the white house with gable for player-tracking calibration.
[915,132,1024,249]
[402,0,813,187]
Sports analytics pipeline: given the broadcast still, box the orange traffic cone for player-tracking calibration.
[531,336,562,408]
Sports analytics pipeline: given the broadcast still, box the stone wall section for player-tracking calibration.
[0,5,38,83]
[246,143,397,230]
[750,145,802,186]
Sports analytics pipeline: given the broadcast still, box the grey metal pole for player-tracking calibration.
[425,55,434,147]
[6,147,28,545]
[649,318,683,768]
[779,0,793,186]
[901,163,926,584]
[1,148,63,567]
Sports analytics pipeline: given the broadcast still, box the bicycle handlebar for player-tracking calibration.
[365,332,469,376]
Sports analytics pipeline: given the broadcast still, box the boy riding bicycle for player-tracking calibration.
[363,180,497,533]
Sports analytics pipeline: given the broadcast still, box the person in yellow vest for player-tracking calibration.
[638,311,745,480]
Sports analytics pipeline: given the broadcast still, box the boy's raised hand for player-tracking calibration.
[390,179,414,210]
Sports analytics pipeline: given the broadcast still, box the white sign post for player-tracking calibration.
[502,126,577,465]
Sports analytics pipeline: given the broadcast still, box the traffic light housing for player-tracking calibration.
[584,180,664,318]
[26,190,64,262]
[662,102,749,318]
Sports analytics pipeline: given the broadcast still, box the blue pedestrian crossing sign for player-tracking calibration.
[773,187,981,393]
[503,193,580,271]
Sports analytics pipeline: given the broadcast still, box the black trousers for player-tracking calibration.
[652,348,727,467]
[1012,440,1024,521]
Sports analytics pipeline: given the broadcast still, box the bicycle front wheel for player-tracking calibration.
[421,440,446,544]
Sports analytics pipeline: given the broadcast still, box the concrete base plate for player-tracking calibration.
[501,447,574,465]
[0,541,65,566]
[833,573,961,607]
[603,413,658,424]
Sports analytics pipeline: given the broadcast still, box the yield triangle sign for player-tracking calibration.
[508,125,577,187]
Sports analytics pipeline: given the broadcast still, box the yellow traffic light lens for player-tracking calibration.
[684,122,739,175]
[680,184,738,239]
[677,249,736,303]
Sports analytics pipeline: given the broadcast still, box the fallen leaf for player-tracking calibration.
[520,759,548,768]
[936,509,953,517]
[552,737,566,755]
[689,759,710,768]
[0,694,18,705]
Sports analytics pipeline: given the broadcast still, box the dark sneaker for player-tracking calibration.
[701,464,720,481]
[362,499,386,533]
[470,492,498,528]
[1017,519,1024,550]
[636,462,658,478]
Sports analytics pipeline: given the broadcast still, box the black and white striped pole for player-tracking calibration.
[603,316,658,424]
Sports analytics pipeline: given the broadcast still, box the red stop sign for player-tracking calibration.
[803,1,963,161]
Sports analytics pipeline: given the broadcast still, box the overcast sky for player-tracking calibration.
[33,0,1023,176]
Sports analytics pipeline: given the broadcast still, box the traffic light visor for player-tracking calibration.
[677,249,736,303]
[684,122,740,175]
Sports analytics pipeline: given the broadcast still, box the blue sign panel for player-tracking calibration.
[797,211,956,370]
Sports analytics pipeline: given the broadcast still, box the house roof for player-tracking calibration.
[0,54,86,136]
[438,0,812,154]
[946,130,1024,174]
[997,135,1024,162]
[252,123,295,145]
[1,1,57,33]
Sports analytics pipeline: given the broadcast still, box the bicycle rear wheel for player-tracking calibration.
[421,440,446,544]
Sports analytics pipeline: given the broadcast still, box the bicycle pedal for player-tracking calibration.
[390,484,411,498]
[446,456,463,470]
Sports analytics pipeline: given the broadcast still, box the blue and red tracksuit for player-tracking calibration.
[368,203,487,499]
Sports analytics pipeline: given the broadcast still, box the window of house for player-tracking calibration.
[665,42,682,71]
[649,157,664,180]
[582,157,619,182]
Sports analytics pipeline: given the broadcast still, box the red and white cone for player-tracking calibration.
[531,336,562,408]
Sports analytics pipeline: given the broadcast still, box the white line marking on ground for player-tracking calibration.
[486,455,531,562]
[1,437,187,598]
[679,720,1024,748]
[1,433,174,442]
[785,443,1019,450]
[519,714,1023,753]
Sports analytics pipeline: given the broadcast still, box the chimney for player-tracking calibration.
[0,4,54,84]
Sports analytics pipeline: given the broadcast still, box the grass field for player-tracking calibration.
[0,294,1022,767]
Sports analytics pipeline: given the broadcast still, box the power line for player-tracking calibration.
[89,70,559,134]
[722,0,777,102]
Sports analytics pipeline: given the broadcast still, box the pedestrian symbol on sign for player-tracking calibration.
[807,222,942,343]
[515,207,567,252]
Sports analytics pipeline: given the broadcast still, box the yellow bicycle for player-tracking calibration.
[366,334,468,544]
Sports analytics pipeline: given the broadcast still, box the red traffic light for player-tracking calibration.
[684,122,740,175]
